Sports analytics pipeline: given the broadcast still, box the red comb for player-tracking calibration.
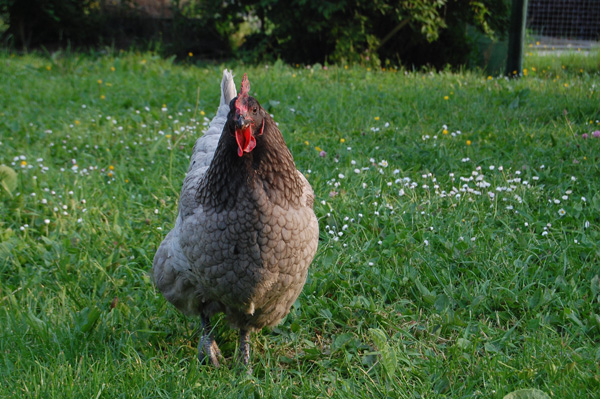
[235,73,250,114]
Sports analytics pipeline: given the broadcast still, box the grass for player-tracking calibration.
[1,49,600,398]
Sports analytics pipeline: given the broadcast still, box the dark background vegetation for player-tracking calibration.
[0,0,513,69]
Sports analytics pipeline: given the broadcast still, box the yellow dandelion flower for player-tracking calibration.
[141,59,147,64]
[97,79,102,84]
[125,179,129,183]
[580,68,583,73]
[523,68,528,76]
[108,172,113,177]
[536,41,540,45]
[315,146,322,152]
[304,141,309,145]
[466,140,472,146]
[487,76,492,80]
[20,160,27,166]
[46,65,51,71]
[344,65,348,70]
[75,120,80,125]
[374,116,380,121]
[100,95,106,100]
[110,66,116,72]
[443,129,448,135]
[340,138,345,143]
[165,134,172,138]
[292,74,296,78]
[444,96,449,100]
[188,52,193,57]
[512,70,517,75]
[367,68,371,72]
[532,67,536,72]
[108,165,115,170]
[200,110,205,116]
[564,83,569,88]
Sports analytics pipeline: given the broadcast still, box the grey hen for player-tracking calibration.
[152,70,319,369]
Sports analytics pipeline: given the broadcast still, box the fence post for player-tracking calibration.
[505,0,528,77]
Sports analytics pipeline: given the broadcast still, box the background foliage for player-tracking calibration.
[0,0,511,68]
[234,0,510,67]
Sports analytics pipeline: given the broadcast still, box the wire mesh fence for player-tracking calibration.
[527,0,600,51]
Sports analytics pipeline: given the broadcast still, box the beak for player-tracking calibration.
[236,114,249,130]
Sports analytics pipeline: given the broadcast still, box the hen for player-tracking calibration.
[152,70,319,369]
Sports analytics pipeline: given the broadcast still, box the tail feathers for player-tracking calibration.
[186,69,235,172]
[220,69,237,107]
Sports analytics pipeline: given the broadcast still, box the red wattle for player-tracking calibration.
[235,127,256,156]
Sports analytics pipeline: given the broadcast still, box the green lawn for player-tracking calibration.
[1,50,599,398]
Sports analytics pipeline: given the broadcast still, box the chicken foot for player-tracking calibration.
[198,315,223,367]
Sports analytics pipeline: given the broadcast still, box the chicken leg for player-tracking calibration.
[198,315,223,367]
[238,329,251,372]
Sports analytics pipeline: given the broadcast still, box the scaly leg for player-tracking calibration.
[198,315,223,367]
[238,329,252,373]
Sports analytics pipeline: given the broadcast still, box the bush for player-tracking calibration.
[0,0,101,48]
[235,0,511,68]
[0,0,233,58]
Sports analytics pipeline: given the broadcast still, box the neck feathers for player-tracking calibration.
[199,115,303,211]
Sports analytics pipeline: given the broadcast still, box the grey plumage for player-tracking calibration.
[152,70,319,368]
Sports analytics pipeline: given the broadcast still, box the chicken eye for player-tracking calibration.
[252,107,258,113]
